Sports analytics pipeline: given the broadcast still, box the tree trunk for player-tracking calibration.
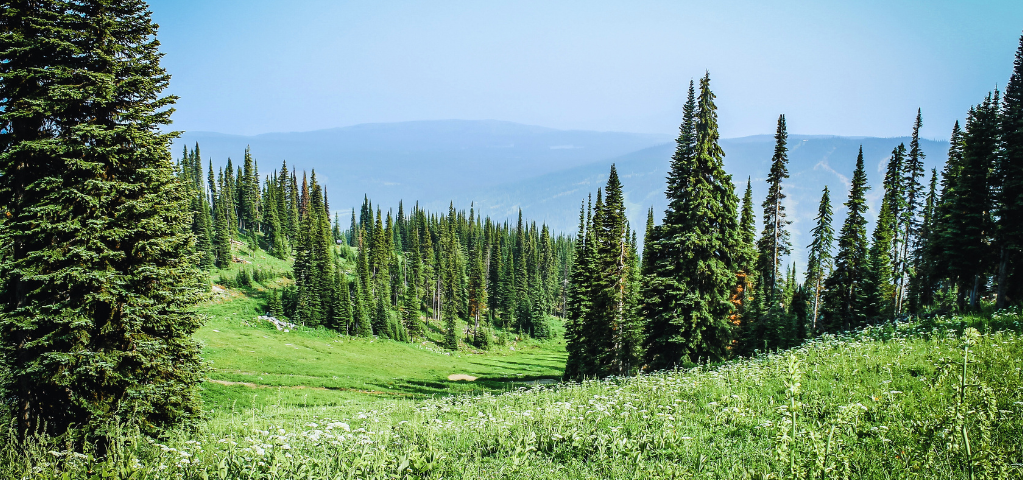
[971,274,981,309]
[996,246,1009,310]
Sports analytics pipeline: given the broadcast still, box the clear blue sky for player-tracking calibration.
[149,0,1023,140]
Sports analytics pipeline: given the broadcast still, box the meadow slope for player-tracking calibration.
[5,312,1022,479]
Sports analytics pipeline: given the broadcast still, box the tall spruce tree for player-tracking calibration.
[805,187,834,333]
[997,33,1023,309]
[928,121,966,303]
[565,165,641,378]
[642,73,740,368]
[821,147,870,332]
[897,110,926,314]
[949,93,1000,308]
[0,0,205,437]
[563,201,590,380]
[756,115,792,301]
[909,169,939,311]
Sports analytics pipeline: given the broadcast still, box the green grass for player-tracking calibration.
[196,297,567,409]
[196,235,567,410]
[5,313,1022,479]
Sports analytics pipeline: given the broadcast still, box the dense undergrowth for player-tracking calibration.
[2,312,1022,479]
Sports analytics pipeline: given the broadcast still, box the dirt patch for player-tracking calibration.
[447,374,477,381]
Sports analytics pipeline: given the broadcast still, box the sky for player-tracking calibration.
[149,0,1023,140]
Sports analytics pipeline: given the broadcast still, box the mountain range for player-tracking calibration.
[174,120,949,269]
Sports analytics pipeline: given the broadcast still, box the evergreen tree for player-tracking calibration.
[996,33,1023,309]
[909,169,939,311]
[563,201,590,380]
[738,178,758,275]
[213,181,232,268]
[948,93,1000,308]
[928,121,966,305]
[0,0,205,437]
[642,74,740,368]
[756,115,792,300]
[821,147,870,332]
[896,110,926,314]
[567,165,642,377]
[863,186,898,322]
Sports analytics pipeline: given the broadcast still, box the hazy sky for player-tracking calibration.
[149,0,1023,140]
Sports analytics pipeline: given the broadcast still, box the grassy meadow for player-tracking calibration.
[3,240,1022,479]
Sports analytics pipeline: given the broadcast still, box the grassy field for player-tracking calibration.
[6,312,1022,479]
[197,237,568,411]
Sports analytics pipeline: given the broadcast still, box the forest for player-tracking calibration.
[1,1,1022,478]
[177,145,573,347]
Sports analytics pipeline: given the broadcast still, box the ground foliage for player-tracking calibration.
[2,312,1020,479]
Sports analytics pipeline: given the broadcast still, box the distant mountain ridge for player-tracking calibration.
[176,119,671,208]
[175,120,949,270]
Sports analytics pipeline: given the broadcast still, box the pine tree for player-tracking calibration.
[909,169,939,310]
[756,115,792,301]
[213,180,233,268]
[996,33,1023,309]
[0,0,205,437]
[929,121,966,304]
[821,147,870,332]
[563,201,590,380]
[738,178,758,275]
[863,187,898,322]
[642,74,740,368]
[568,165,641,377]
[896,110,926,314]
[948,93,1000,308]
[354,276,373,337]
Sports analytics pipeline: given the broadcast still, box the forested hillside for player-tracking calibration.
[176,145,572,348]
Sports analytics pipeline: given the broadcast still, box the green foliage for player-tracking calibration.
[806,187,834,333]
[821,147,870,332]
[3,313,1021,478]
[564,165,643,379]
[642,73,741,368]
[756,114,792,300]
[0,0,206,438]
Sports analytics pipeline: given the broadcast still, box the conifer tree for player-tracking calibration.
[642,73,740,368]
[910,169,939,310]
[0,0,205,436]
[213,183,233,268]
[821,147,870,332]
[756,115,792,301]
[929,121,966,301]
[354,276,372,337]
[897,110,926,314]
[996,33,1023,309]
[563,201,590,380]
[948,93,1000,308]
[738,178,758,275]
[567,165,642,377]
[863,187,898,322]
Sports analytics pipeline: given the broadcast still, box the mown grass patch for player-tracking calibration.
[195,286,568,408]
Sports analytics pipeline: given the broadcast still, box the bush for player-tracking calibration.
[236,268,252,287]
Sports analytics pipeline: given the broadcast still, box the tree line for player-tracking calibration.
[565,35,1023,378]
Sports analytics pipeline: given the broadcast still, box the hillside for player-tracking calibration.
[196,240,568,410]
[8,309,1021,478]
